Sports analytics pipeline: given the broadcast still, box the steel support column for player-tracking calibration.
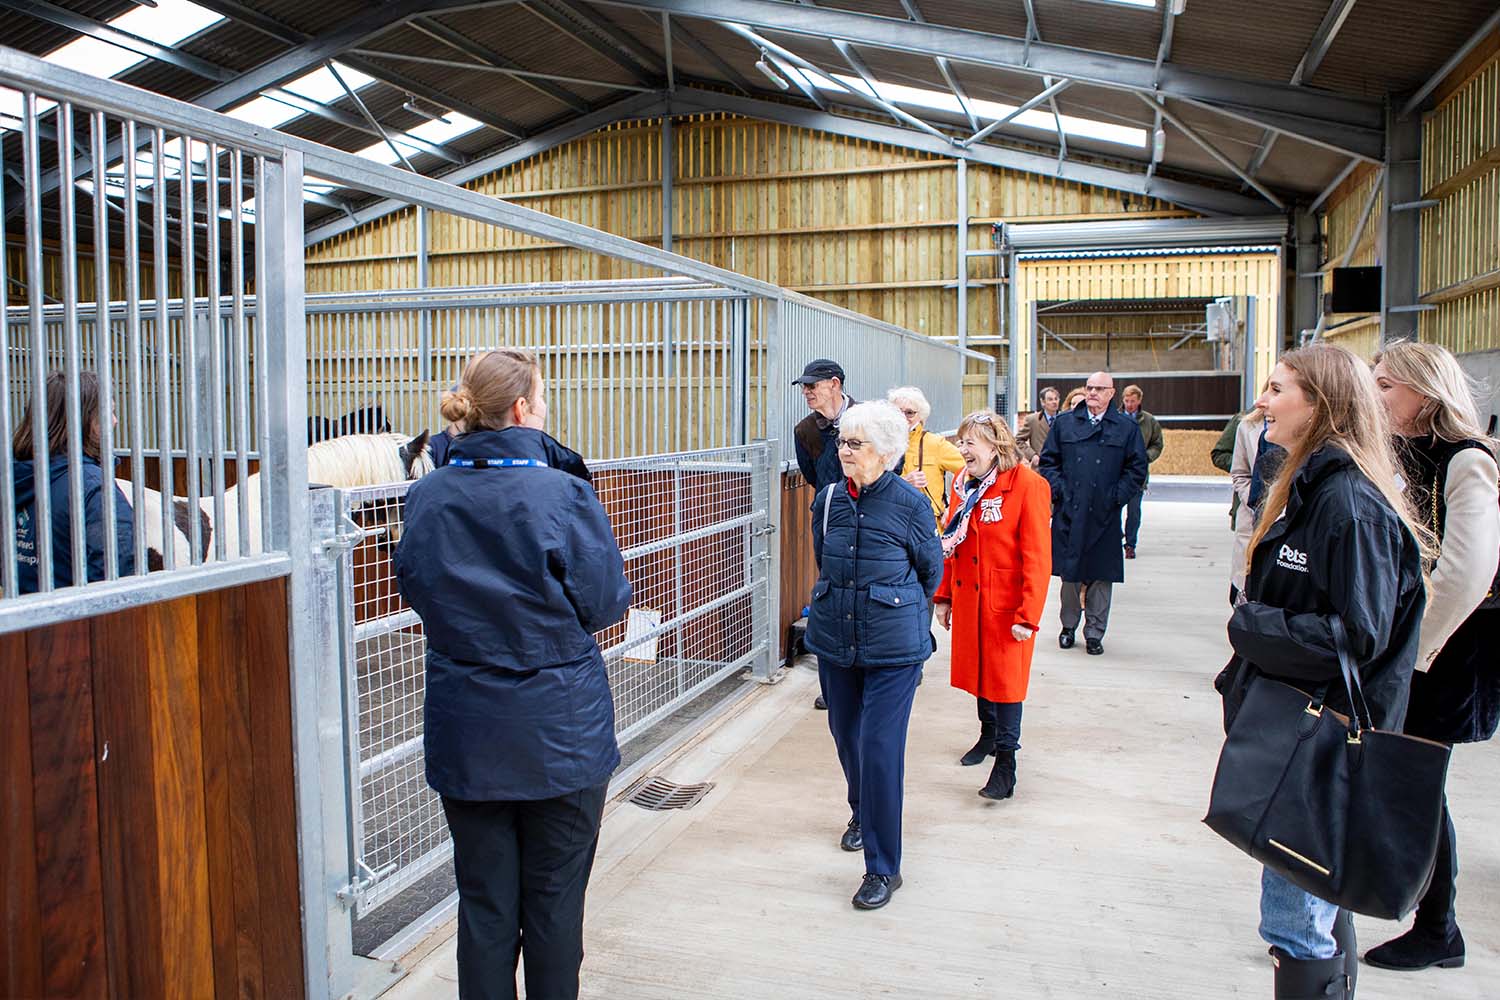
[1381,105,1422,342]
[1292,208,1322,349]
[661,116,673,253]
[956,158,968,361]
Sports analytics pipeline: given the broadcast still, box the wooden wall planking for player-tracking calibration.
[0,578,304,1000]
[1418,46,1500,354]
[305,114,1181,351]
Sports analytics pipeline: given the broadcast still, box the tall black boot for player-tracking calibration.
[1271,948,1349,999]
[1331,909,1356,998]
[960,698,998,765]
[978,750,1016,800]
[1365,800,1465,972]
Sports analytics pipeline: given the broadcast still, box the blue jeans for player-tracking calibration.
[1259,867,1339,959]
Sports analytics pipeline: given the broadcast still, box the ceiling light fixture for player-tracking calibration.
[1152,126,1167,161]
[755,50,790,90]
[402,95,451,125]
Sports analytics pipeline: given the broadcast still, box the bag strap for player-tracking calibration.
[822,482,836,539]
[1328,615,1375,736]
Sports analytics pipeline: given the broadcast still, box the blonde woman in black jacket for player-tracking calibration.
[1216,343,1427,1000]
[1366,341,1500,974]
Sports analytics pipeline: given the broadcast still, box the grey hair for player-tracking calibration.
[886,385,932,424]
[841,400,910,471]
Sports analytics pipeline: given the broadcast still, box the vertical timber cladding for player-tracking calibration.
[1013,253,1282,409]
[1418,42,1500,355]
[303,115,1180,421]
[1320,164,1385,358]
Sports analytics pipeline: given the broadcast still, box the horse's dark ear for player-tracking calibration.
[400,430,431,477]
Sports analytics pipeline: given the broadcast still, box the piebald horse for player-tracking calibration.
[124,430,432,569]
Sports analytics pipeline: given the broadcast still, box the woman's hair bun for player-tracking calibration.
[440,388,474,424]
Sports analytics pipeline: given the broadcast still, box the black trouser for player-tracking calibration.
[1414,797,1459,936]
[441,784,609,1000]
[977,697,1023,751]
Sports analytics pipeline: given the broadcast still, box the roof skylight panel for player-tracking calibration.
[43,0,225,80]
[280,64,376,104]
[405,112,483,145]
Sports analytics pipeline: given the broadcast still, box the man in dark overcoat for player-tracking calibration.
[1037,371,1149,656]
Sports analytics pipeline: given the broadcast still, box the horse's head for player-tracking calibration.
[399,430,433,480]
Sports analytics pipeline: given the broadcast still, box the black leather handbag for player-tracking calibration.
[1204,617,1452,919]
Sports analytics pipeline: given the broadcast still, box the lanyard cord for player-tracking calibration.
[447,458,550,469]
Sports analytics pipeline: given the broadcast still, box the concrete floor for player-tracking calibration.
[384,501,1499,999]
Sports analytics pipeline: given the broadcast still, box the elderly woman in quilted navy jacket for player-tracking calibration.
[395,349,630,1000]
[805,400,943,912]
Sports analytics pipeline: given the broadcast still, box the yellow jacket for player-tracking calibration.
[902,424,967,527]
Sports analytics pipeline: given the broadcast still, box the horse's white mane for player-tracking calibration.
[307,431,432,488]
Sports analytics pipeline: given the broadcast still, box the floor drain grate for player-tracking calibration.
[625,775,715,811]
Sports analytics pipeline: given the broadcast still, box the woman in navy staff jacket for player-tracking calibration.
[805,400,943,912]
[395,349,631,1000]
[13,369,134,592]
[1215,343,1426,1000]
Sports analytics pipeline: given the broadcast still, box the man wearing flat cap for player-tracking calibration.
[793,359,856,492]
[793,359,856,712]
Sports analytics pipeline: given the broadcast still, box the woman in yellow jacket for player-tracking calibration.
[888,386,967,529]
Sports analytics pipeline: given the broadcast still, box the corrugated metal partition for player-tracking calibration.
[1419,47,1500,355]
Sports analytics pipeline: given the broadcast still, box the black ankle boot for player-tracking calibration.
[959,736,996,766]
[1271,948,1350,999]
[1365,924,1464,971]
[978,750,1016,800]
[1331,909,1356,996]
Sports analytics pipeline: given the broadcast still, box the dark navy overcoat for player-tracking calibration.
[394,427,631,801]
[805,472,944,668]
[1037,403,1149,584]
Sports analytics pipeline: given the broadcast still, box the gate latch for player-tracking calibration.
[321,510,368,557]
[335,859,390,912]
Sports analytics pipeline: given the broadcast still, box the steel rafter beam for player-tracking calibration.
[407,16,590,112]
[338,54,527,138]
[668,19,754,95]
[596,0,1385,153]
[897,0,977,131]
[726,24,947,141]
[304,90,668,245]
[519,0,661,86]
[1403,6,1500,116]
[190,0,505,114]
[260,87,462,162]
[1244,0,1359,181]
[958,78,1070,147]
[1141,94,1284,209]
[1146,1,1179,182]
[349,48,655,92]
[667,87,1272,216]
[3,0,234,80]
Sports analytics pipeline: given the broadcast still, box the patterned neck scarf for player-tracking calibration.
[941,462,998,559]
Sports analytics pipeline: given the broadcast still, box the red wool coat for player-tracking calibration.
[934,463,1053,702]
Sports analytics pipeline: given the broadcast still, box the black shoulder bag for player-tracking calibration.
[1204,617,1451,919]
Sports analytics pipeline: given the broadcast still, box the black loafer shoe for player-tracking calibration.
[814,694,828,710]
[840,819,862,852]
[1059,628,1075,649]
[1086,638,1104,655]
[1124,545,1136,559]
[852,873,902,910]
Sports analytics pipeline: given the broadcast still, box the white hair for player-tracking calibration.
[841,401,909,471]
[886,386,932,424]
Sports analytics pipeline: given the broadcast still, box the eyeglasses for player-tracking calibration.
[898,408,920,417]
[1085,384,1111,393]
[836,438,867,451]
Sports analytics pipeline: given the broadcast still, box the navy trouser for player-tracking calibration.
[442,784,608,1000]
[977,697,1023,752]
[818,659,922,877]
[1123,488,1144,547]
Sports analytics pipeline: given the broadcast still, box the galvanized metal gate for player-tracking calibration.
[329,442,775,918]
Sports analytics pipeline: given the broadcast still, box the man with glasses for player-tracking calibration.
[793,359,857,709]
[1037,372,1149,656]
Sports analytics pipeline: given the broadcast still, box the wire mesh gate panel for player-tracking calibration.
[336,443,773,917]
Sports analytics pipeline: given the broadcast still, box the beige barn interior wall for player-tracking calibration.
[1319,164,1383,357]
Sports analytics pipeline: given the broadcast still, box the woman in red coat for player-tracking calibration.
[934,410,1053,799]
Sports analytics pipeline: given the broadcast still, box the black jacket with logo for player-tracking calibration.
[1218,446,1425,733]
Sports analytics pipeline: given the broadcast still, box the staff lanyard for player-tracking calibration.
[447,458,549,469]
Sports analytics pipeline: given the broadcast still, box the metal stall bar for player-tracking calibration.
[22,90,54,591]
[0,106,13,597]
[56,101,88,586]
[91,110,117,580]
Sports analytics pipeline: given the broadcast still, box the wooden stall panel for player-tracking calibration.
[1,632,43,999]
